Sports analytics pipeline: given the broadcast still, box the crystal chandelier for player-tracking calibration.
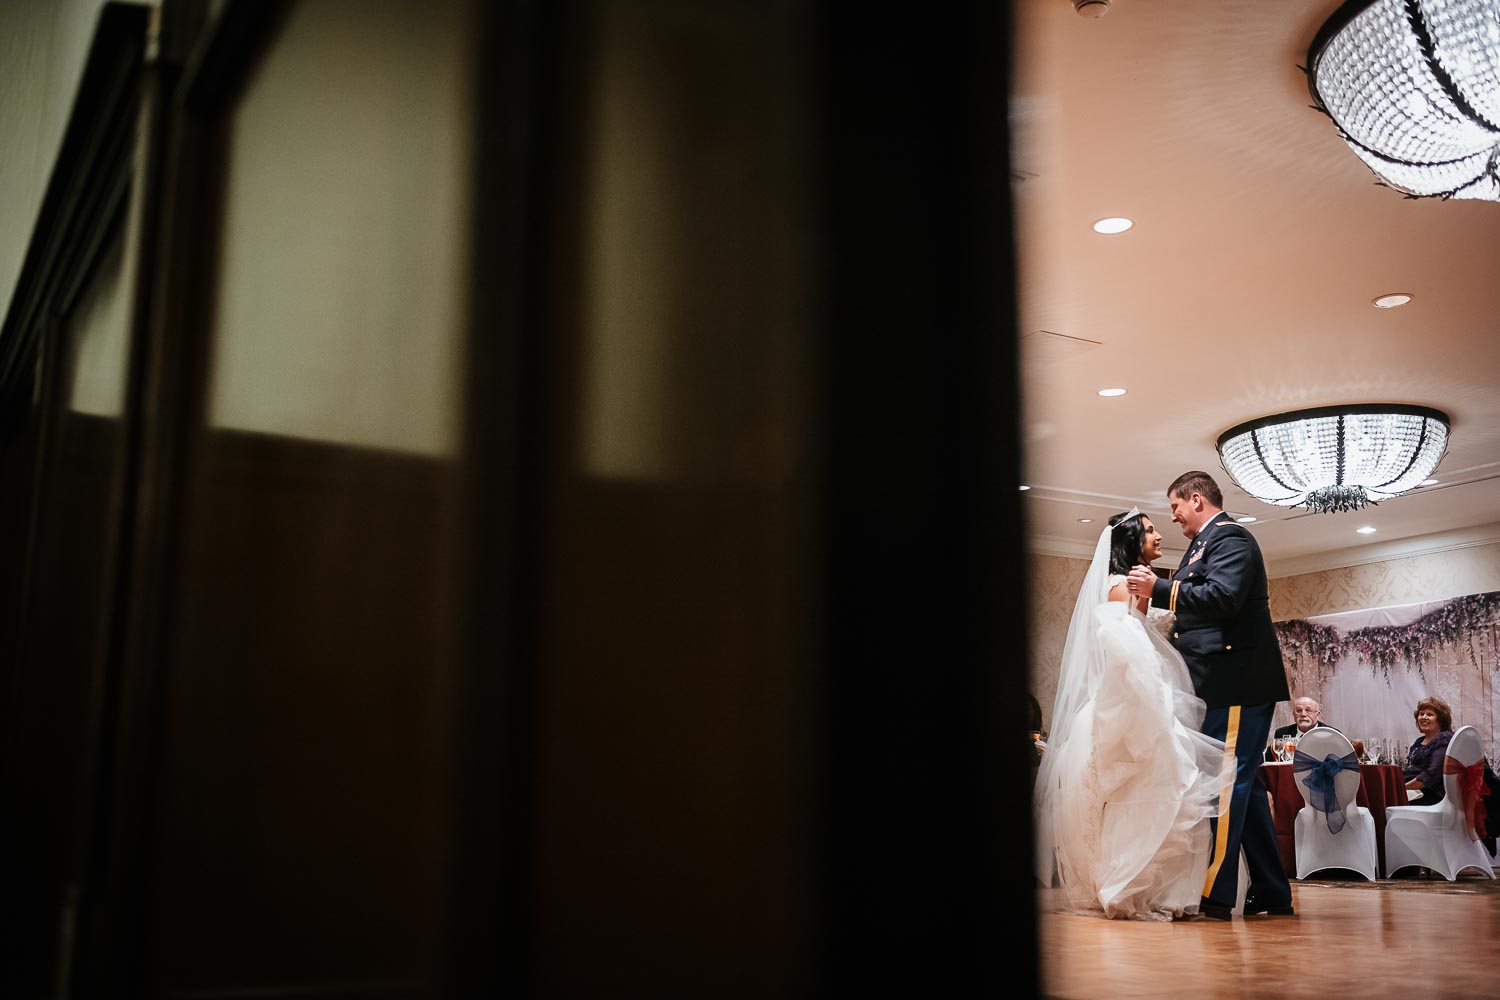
[1307,0,1500,201]
[1216,405,1450,513]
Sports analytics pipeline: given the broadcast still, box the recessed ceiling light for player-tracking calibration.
[1092,217,1133,234]
[1019,485,1031,491]
[1236,516,1257,523]
[1419,478,1438,486]
[1372,292,1413,309]
[1097,387,1127,397]
[1078,518,1093,523]
[1356,525,1377,534]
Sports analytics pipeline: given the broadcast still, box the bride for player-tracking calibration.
[1033,508,1227,921]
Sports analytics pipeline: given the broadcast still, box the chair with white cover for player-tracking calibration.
[1291,727,1379,880]
[1383,725,1496,881]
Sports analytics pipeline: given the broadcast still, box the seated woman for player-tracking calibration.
[1403,695,1454,806]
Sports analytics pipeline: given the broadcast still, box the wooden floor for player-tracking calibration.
[1038,874,1500,999]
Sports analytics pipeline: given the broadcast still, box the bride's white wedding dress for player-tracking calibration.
[1034,528,1227,922]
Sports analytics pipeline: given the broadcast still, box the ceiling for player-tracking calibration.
[1011,0,1500,576]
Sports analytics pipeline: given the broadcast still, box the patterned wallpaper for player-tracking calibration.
[1027,541,1500,740]
[1027,553,1090,733]
[1269,542,1500,620]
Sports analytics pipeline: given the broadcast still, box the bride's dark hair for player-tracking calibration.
[1107,511,1145,575]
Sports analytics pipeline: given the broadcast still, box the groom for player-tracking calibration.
[1126,471,1293,921]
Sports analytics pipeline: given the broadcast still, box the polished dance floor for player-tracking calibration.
[1038,874,1500,999]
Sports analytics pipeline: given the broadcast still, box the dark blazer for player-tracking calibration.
[1150,511,1291,710]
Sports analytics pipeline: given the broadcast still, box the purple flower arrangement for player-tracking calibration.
[1274,592,1500,682]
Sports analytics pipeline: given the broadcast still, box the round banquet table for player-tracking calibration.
[1260,761,1407,877]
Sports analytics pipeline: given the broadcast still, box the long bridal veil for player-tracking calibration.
[1033,526,1114,891]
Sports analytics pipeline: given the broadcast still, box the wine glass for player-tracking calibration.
[1284,734,1298,761]
[1272,734,1286,762]
[1352,737,1365,762]
[1366,737,1382,765]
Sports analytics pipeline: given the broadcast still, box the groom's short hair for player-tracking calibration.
[1168,471,1223,508]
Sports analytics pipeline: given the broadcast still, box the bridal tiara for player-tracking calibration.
[1111,506,1142,530]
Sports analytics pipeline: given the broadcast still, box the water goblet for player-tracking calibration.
[1272,734,1286,762]
[1284,735,1298,761]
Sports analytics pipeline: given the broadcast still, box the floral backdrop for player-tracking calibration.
[1275,594,1500,761]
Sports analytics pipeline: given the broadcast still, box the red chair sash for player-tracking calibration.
[1443,756,1490,842]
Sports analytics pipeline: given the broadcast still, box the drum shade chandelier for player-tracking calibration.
[1307,0,1500,201]
[1216,405,1450,513]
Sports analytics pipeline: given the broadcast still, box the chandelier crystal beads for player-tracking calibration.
[1307,0,1500,201]
[1216,405,1450,513]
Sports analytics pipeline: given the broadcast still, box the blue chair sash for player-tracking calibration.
[1293,749,1360,834]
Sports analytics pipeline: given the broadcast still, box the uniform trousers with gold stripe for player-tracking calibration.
[1199,702,1291,910]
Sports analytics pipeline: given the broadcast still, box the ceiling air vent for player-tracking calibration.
[1020,329,1102,366]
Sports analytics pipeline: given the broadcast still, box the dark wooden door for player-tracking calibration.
[0,1,1035,996]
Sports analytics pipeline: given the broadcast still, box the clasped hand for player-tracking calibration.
[1125,564,1157,596]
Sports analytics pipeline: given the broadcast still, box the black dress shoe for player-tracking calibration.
[1242,899,1295,916]
[1198,898,1233,921]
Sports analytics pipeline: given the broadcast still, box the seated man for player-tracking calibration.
[1264,696,1339,762]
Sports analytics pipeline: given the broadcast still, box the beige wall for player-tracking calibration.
[0,0,121,319]
[207,0,472,456]
[1028,540,1500,735]
[1027,552,1090,733]
[576,1,807,485]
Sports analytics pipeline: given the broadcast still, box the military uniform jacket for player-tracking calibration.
[1148,512,1291,710]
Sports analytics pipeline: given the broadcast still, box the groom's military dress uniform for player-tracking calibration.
[1149,511,1292,915]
